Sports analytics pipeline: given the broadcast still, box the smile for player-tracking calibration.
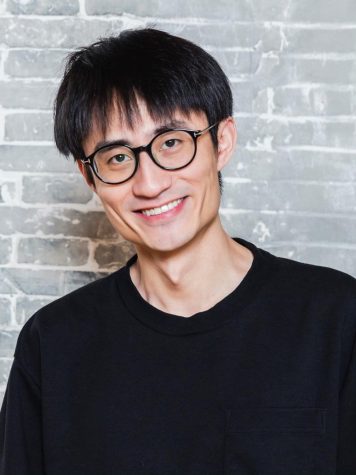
[140,198,184,216]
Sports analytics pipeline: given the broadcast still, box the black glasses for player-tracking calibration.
[81,122,218,185]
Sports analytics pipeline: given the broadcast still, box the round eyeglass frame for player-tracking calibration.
[80,122,219,185]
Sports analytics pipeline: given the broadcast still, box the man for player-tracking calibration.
[0,28,355,475]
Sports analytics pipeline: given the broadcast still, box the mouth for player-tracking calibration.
[135,196,188,216]
[137,197,186,216]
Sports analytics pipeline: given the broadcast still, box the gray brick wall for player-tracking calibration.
[0,0,356,404]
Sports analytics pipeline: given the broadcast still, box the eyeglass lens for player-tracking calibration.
[93,130,195,184]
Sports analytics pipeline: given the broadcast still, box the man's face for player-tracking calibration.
[80,102,235,254]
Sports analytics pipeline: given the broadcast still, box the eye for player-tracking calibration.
[108,153,132,164]
[161,138,181,150]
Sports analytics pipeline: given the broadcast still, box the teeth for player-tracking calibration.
[141,198,183,216]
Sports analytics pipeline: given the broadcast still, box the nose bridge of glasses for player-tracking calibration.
[132,141,155,163]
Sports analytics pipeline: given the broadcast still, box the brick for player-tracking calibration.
[0,17,124,48]
[0,330,19,357]
[86,0,253,20]
[221,181,356,214]
[5,50,67,79]
[224,149,356,182]
[250,88,271,115]
[7,0,79,15]
[17,237,90,266]
[282,213,356,246]
[0,180,17,204]
[261,25,286,54]
[221,212,356,246]
[250,0,355,22]
[94,241,135,269]
[237,117,314,148]
[0,207,117,239]
[212,50,263,78]
[0,17,277,52]
[22,175,93,204]
[62,270,109,294]
[230,82,256,114]
[273,87,353,116]
[169,23,258,49]
[0,80,57,110]
[0,268,105,296]
[265,244,356,277]
[0,297,12,325]
[283,27,356,55]
[0,268,62,295]
[5,112,53,141]
[150,22,271,50]
[352,90,356,114]
[15,296,55,326]
[319,122,356,148]
[0,238,12,265]
[236,117,356,149]
[257,56,356,86]
[0,145,74,173]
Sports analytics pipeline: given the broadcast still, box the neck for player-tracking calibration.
[129,222,253,317]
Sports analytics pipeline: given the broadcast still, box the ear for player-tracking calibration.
[216,117,237,172]
[76,160,96,192]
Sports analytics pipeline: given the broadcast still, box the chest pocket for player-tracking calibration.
[224,407,326,475]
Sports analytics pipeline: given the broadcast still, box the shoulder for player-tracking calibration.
[257,245,356,322]
[266,250,356,298]
[240,236,356,299]
[12,266,130,376]
[17,267,125,348]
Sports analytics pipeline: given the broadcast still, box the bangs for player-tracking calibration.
[89,88,197,148]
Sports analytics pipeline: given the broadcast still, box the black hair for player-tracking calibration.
[54,28,233,194]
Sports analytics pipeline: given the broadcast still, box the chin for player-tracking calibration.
[137,233,195,255]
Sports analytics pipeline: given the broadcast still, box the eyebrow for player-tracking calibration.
[92,119,189,152]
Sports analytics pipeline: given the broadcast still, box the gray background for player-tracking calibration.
[0,0,356,403]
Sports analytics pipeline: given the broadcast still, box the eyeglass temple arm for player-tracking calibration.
[193,122,219,137]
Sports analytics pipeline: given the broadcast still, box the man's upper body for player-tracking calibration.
[0,28,356,474]
[1,237,356,475]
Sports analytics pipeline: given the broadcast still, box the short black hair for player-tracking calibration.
[54,28,233,194]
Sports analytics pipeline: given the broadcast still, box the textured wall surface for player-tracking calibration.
[0,0,356,402]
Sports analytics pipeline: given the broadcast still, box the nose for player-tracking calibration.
[131,150,172,198]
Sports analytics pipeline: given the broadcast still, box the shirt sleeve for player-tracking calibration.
[0,316,45,475]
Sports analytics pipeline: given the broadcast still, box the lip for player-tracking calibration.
[135,196,187,222]
[134,196,187,213]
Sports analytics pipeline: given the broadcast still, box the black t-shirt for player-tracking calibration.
[1,237,356,475]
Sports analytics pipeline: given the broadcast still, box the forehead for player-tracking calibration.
[84,99,207,151]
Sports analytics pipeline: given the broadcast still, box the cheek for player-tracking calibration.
[191,155,220,193]
[187,158,221,209]
[95,185,126,214]
[187,148,218,181]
